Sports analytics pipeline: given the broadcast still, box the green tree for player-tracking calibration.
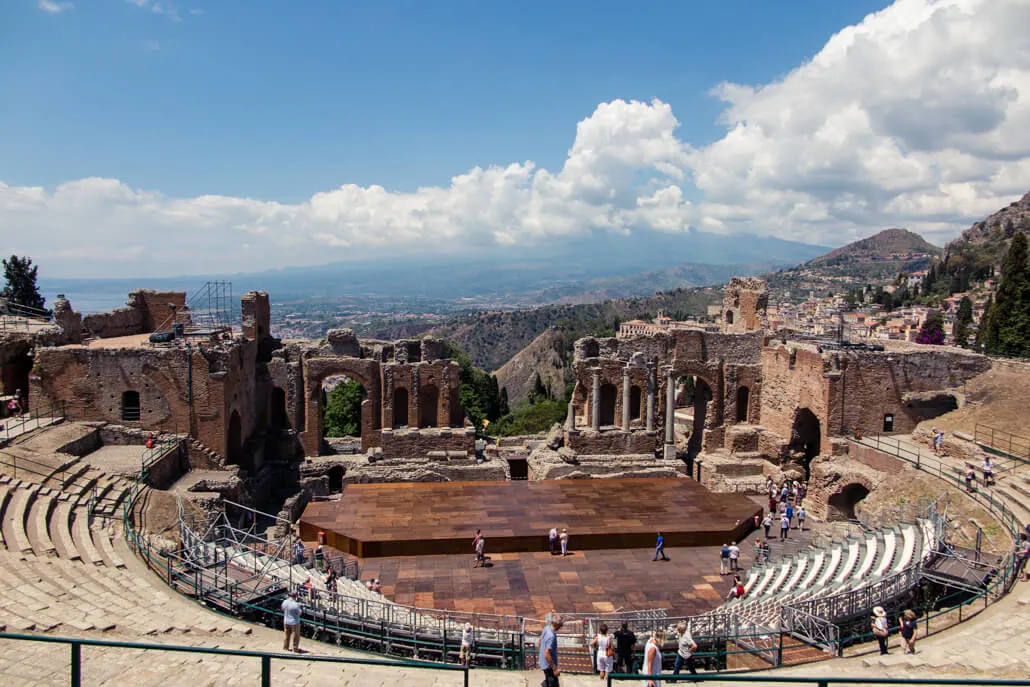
[323,379,365,437]
[498,387,510,417]
[1,255,47,312]
[987,233,1030,357]
[529,374,549,404]
[953,296,973,347]
[976,295,997,351]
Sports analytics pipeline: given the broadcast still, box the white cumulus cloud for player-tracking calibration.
[38,0,73,13]
[4,0,1030,278]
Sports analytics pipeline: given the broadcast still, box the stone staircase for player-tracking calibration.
[0,472,252,638]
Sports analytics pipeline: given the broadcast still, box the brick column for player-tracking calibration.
[591,368,601,431]
[664,367,675,445]
[646,365,656,432]
[622,368,632,431]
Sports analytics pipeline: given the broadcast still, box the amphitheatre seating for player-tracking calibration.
[0,469,254,638]
[717,520,933,627]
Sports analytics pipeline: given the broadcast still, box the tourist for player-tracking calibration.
[653,531,669,562]
[719,543,730,575]
[760,539,770,563]
[728,541,740,571]
[982,456,994,487]
[302,575,314,601]
[871,606,890,655]
[785,502,795,529]
[590,623,614,680]
[538,614,563,687]
[673,622,697,677]
[313,542,324,571]
[965,465,977,493]
[292,538,305,565]
[768,495,778,514]
[473,532,486,568]
[799,482,808,502]
[549,526,558,555]
[765,476,774,495]
[780,483,789,503]
[614,622,637,674]
[1017,534,1030,582]
[762,512,772,539]
[935,429,945,455]
[371,578,382,593]
[6,396,20,417]
[560,528,569,557]
[928,428,938,454]
[789,482,798,503]
[460,621,474,667]
[145,432,155,449]
[780,512,790,540]
[281,590,302,653]
[899,609,917,654]
[642,629,664,687]
[796,505,807,531]
[324,567,337,593]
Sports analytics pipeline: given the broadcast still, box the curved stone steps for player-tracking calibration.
[26,492,57,556]
[0,484,11,549]
[91,521,127,569]
[71,509,105,565]
[49,500,80,561]
[3,485,35,555]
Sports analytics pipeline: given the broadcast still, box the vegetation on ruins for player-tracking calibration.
[977,232,1030,358]
[323,379,365,437]
[1,255,47,313]
[442,342,506,435]
[915,310,946,346]
[952,296,974,348]
[491,380,572,437]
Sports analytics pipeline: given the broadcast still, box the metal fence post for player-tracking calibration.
[70,642,81,687]
[463,665,469,687]
[260,655,271,687]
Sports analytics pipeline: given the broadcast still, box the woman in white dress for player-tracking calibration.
[590,623,614,679]
[642,629,664,687]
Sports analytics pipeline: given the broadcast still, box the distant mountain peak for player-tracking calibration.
[806,228,940,268]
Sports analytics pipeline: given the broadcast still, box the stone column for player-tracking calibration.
[646,365,656,432]
[566,398,576,430]
[664,367,675,445]
[591,368,601,431]
[622,368,632,431]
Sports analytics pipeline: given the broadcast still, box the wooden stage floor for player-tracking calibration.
[299,478,761,558]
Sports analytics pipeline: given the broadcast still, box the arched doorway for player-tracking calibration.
[121,391,141,422]
[687,379,713,458]
[322,375,366,438]
[227,410,243,466]
[270,387,289,429]
[419,384,439,428]
[327,465,345,493]
[790,408,821,476]
[629,386,642,422]
[827,483,870,521]
[393,388,409,428]
[736,386,750,423]
[725,310,734,325]
[598,383,617,426]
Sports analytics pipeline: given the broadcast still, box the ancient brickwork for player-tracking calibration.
[81,289,187,339]
[722,276,768,333]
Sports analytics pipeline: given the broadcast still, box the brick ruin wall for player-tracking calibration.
[81,289,188,339]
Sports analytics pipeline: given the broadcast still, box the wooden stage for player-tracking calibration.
[299,478,761,558]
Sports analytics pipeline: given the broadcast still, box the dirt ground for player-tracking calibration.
[916,359,1030,439]
[858,467,1010,553]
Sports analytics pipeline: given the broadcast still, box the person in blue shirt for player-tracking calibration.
[785,503,795,528]
[653,531,670,561]
[280,591,302,653]
[538,614,563,686]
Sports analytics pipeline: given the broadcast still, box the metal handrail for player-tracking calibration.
[0,631,469,687]
[608,675,1030,686]
[0,399,67,443]
[975,423,1030,463]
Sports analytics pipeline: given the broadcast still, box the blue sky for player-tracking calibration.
[1,0,1028,278]
[3,1,888,200]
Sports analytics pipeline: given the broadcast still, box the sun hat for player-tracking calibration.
[873,606,886,617]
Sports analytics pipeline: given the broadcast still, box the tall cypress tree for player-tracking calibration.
[953,296,973,348]
[991,233,1030,357]
[976,295,996,351]
[1,255,47,312]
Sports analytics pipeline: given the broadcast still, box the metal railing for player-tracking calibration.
[0,631,469,687]
[608,674,1030,686]
[0,298,52,332]
[975,423,1030,463]
[0,399,66,443]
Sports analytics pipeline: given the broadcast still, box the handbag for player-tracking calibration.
[605,638,614,657]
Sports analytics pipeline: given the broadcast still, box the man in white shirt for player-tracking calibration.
[673,622,697,676]
[728,542,740,571]
[460,621,474,666]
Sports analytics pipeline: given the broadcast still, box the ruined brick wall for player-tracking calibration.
[378,428,475,460]
[759,343,831,458]
[82,307,144,339]
[722,277,768,334]
[241,291,271,341]
[128,290,187,332]
[566,430,658,454]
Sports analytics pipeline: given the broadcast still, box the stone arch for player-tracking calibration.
[725,310,734,325]
[687,378,714,458]
[121,390,141,422]
[302,357,380,456]
[598,383,618,426]
[790,407,821,476]
[227,410,243,466]
[419,384,439,428]
[393,387,409,428]
[827,481,871,521]
[736,386,750,423]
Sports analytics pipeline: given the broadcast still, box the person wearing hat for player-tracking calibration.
[871,606,889,655]
[281,590,303,652]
